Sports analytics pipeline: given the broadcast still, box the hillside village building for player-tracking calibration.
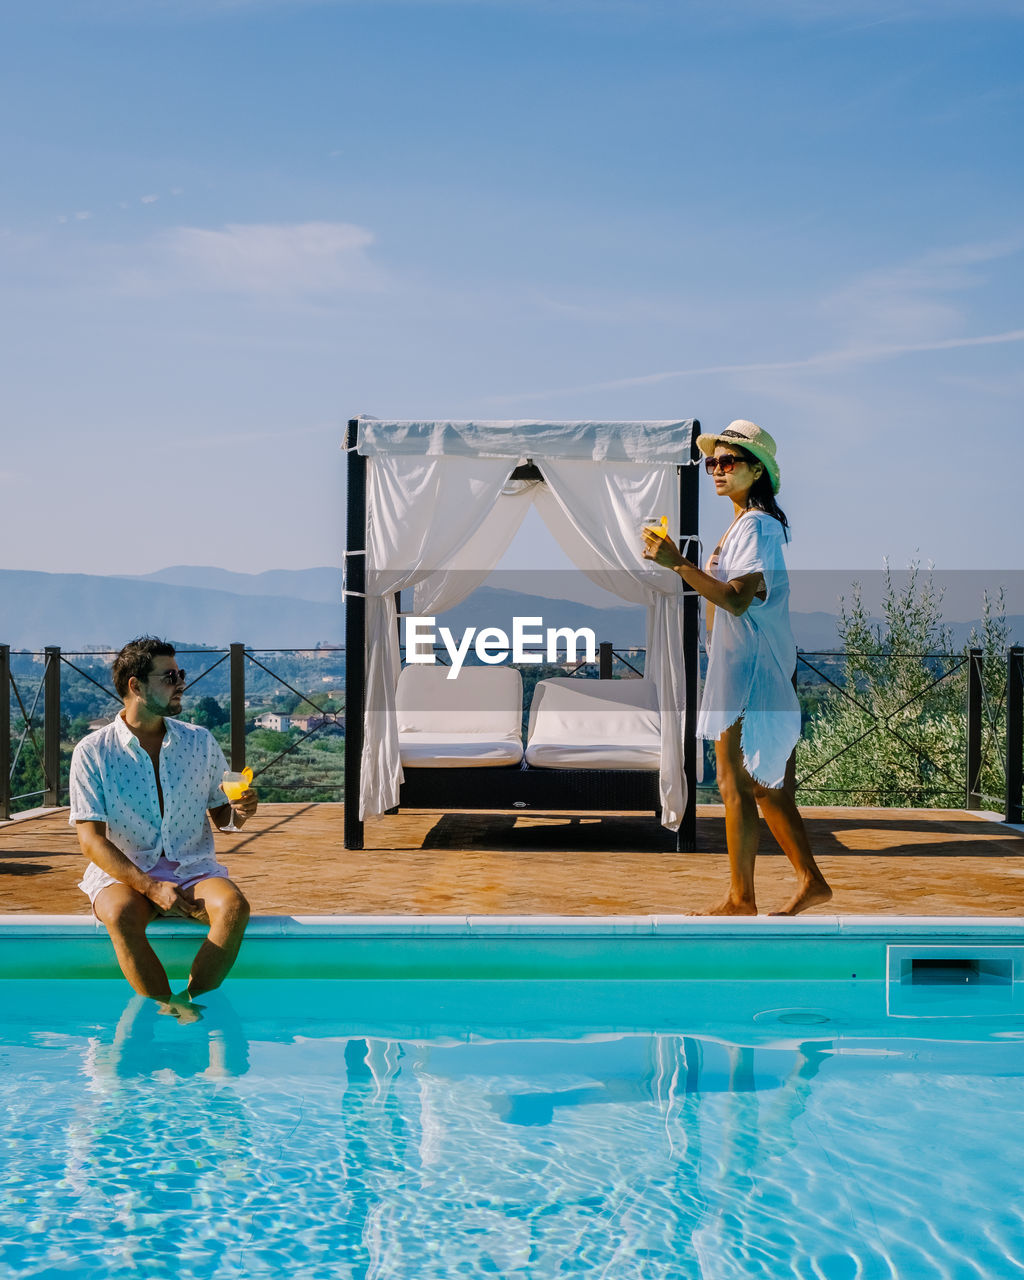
[254,712,291,732]
[291,713,327,733]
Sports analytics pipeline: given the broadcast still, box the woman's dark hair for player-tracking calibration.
[112,636,176,698]
[733,444,789,539]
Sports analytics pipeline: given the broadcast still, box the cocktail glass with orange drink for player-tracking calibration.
[219,767,253,832]
[642,515,669,540]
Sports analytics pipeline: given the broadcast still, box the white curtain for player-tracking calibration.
[532,458,688,829]
[359,456,534,818]
[412,478,541,617]
[354,429,695,829]
[357,418,694,463]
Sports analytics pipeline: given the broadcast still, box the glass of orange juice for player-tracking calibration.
[220,767,253,832]
[642,515,669,539]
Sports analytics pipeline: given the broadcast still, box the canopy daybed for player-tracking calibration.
[342,418,702,851]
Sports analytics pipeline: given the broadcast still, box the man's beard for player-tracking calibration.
[145,692,181,716]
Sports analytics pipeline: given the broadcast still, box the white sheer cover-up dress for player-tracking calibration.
[695,510,800,790]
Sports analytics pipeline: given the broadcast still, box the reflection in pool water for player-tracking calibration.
[1,979,1022,1278]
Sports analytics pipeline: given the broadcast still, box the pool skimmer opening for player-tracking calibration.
[887,945,1024,1018]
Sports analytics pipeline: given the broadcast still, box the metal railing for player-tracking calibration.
[3,642,1023,822]
[793,649,969,805]
[0,644,349,816]
[1008,646,1024,825]
[789,646,1020,812]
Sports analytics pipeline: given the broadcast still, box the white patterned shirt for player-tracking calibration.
[69,713,230,879]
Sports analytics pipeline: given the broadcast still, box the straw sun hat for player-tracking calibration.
[695,420,781,494]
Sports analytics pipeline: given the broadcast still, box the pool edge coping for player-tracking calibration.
[2,913,1022,940]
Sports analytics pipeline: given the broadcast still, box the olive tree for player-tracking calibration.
[796,564,1008,808]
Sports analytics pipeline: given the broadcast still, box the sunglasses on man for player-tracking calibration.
[155,668,187,686]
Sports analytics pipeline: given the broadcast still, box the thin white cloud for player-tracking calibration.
[46,190,183,225]
[511,237,1024,401]
[3,216,384,300]
[496,328,1024,401]
[822,236,1024,347]
[150,219,380,295]
[920,236,1024,269]
[934,368,1024,401]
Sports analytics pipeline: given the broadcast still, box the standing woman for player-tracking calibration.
[643,420,832,916]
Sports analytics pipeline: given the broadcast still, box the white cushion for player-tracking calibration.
[396,664,524,767]
[524,678,661,771]
[396,664,523,735]
[399,732,523,768]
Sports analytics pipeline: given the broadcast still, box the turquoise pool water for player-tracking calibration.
[2,976,1023,1279]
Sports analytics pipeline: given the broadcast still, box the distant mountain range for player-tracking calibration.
[123,565,342,603]
[1,568,344,650]
[1,566,1018,651]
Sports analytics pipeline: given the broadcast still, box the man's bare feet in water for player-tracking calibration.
[157,993,205,1024]
[691,897,758,917]
[769,877,833,917]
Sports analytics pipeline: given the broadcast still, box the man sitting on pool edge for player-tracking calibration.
[70,636,255,1020]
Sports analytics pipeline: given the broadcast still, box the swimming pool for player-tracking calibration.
[2,917,1022,1279]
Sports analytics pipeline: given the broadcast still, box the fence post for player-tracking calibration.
[599,642,613,680]
[43,646,61,807]
[1007,646,1023,826]
[0,645,10,820]
[344,419,367,850]
[229,644,246,771]
[965,647,983,810]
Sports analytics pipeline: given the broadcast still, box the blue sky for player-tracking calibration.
[1,0,1022,580]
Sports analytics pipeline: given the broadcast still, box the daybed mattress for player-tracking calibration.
[524,676,661,772]
[523,738,660,770]
[396,663,525,765]
[399,732,524,768]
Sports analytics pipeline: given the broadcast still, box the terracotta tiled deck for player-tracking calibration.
[2,803,1024,917]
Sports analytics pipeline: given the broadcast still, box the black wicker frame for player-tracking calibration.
[398,762,661,816]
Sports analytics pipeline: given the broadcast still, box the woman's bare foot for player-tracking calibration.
[769,877,833,917]
[691,897,758,916]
